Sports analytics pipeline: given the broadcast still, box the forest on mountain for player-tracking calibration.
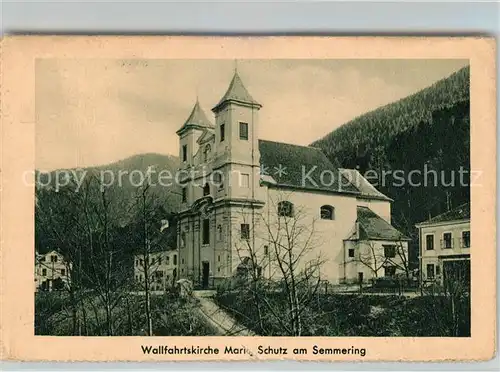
[311,66,471,264]
[35,152,180,257]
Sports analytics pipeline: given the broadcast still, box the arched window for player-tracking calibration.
[203,183,210,196]
[278,201,294,217]
[203,144,211,162]
[320,205,335,220]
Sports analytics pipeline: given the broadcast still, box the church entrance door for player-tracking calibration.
[202,261,210,289]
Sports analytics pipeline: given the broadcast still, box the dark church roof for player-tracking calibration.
[212,71,261,112]
[339,168,392,201]
[417,202,470,226]
[258,140,360,195]
[176,100,214,135]
[357,206,409,241]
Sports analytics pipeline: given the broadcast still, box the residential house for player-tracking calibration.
[134,249,179,291]
[416,202,470,287]
[133,218,179,291]
[34,250,71,291]
[343,206,411,283]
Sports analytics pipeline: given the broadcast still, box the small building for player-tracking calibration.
[416,202,470,287]
[342,206,411,283]
[132,217,179,292]
[134,249,179,291]
[35,250,71,291]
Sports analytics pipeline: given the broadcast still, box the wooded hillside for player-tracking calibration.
[311,66,471,264]
[35,153,180,259]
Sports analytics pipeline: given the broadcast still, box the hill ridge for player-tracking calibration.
[311,65,470,163]
[36,152,180,174]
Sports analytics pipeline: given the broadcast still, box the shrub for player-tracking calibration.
[215,289,470,337]
[34,291,218,336]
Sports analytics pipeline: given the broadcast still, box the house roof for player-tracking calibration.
[176,100,214,135]
[212,71,261,112]
[339,168,392,201]
[258,140,360,194]
[36,249,62,257]
[357,206,409,241]
[417,202,470,226]
[35,249,66,263]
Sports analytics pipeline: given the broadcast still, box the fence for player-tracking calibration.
[319,278,420,296]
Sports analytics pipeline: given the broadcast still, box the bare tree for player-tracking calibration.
[349,241,388,280]
[229,193,327,336]
[348,240,410,283]
[391,217,417,284]
[130,175,177,336]
[35,169,180,336]
[443,261,470,336]
[391,240,412,284]
[422,260,470,336]
[138,182,154,336]
[80,174,132,335]
[35,180,88,335]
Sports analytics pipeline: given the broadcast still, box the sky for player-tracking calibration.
[35,59,469,171]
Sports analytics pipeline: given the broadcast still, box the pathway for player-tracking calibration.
[192,290,256,336]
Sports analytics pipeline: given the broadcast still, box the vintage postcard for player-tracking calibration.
[0,36,496,362]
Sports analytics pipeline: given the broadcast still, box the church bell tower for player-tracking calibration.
[211,67,263,201]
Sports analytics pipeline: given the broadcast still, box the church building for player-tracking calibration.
[175,69,409,289]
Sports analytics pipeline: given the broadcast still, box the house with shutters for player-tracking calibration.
[416,202,470,287]
[133,219,179,292]
[134,249,179,292]
[34,250,71,291]
[174,68,408,288]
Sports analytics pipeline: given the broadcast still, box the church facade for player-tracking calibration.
[175,69,409,289]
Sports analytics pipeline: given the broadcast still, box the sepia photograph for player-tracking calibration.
[0,36,495,362]
[34,58,471,338]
